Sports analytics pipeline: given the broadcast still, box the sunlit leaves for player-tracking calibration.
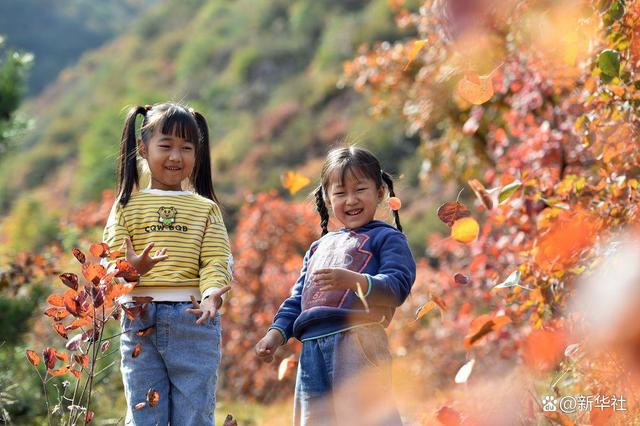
[47,294,65,307]
[281,171,310,195]
[415,301,437,320]
[89,242,109,258]
[456,72,494,105]
[497,179,521,204]
[72,248,86,264]
[451,217,480,243]
[59,273,79,291]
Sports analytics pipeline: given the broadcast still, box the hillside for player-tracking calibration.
[0,0,430,253]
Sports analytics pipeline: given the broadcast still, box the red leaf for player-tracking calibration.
[72,248,86,264]
[43,347,57,369]
[73,353,89,367]
[101,340,111,353]
[85,410,94,423]
[26,349,40,367]
[437,202,471,227]
[454,273,470,285]
[59,273,79,291]
[90,242,110,258]
[70,369,82,379]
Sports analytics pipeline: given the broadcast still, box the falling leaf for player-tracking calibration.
[132,343,142,358]
[451,217,479,243]
[468,179,493,210]
[456,72,494,105]
[404,39,428,70]
[59,273,79,291]
[72,248,86,264]
[26,349,40,367]
[437,202,471,227]
[53,323,68,339]
[100,341,111,353]
[464,314,511,349]
[278,355,297,381]
[136,326,156,337]
[89,242,109,258]
[146,388,160,408]
[47,294,65,307]
[134,402,146,410]
[454,359,475,384]
[281,171,311,195]
[388,196,402,211]
[355,282,369,313]
[498,179,522,204]
[435,406,462,426]
[415,301,437,320]
[454,273,470,285]
[43,347,57,369]
[493,270,521,289]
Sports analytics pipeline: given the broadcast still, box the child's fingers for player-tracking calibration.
[189,295,200,308]
[140,242,155,258]
[151,254,169,263]
[195,310,210,325]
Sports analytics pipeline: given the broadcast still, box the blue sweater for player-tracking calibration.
[270,220,416,342]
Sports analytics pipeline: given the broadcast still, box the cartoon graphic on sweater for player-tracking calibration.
[302,232,371,310]
[157,206,177,226]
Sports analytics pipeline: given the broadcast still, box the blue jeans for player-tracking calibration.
[119,302,221,425]
[294,324,402,426]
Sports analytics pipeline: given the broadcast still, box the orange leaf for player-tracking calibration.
[47,294,65,307]
[436,406,462,426]
[26,349,40,367]
[67,317,92,330]
[456,72,494,105]
[404,39,428,70]
[44,307,70,321]
[136,326,156,337]
[55,351,69,363]
[116,259,140,282]
[415,301,437,320]
[89,242,109,258]
[82,263,106,285]
[437,202,470,227]
[132,343,142,358]
[146,388,160,407]
[74,354,89,368]
[281,171,311,195]
[431,294,447,311]
[451,217,480,243]
[522,328,567,373]
[53,323,68,339]
[48,366,71,377]
[70,369,82,379]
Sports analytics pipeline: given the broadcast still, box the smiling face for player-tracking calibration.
[326,167,384,229]
[140,128,195,191]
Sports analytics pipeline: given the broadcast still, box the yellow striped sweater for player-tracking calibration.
[102,189,233,302]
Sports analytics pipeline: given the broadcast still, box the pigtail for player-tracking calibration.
[117,105,147,206]
[314,186,330,236]
[191,111,220,205]
[381,171,403,232]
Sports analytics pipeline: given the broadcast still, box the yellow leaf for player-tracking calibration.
[456,72,494,105]
[278,355,297,381]
[415,301,437,320]
[281,171,311,195]
[404,39,428,70]
[355,282,369,313]
[451,217,479,243]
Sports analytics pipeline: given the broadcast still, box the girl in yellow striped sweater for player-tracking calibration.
[103,102,232,425]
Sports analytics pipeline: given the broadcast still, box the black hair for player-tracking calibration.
[314,146,402,236]
[116,102,220,206]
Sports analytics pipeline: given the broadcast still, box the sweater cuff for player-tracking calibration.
[268,325,288,345]
[363,274,373,298]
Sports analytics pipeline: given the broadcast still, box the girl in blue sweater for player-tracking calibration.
[255,146,416,425]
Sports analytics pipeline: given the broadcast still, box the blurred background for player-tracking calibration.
[1,0,639,424]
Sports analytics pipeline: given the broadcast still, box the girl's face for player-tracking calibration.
[326,168,383,229]
[140,128,196,191]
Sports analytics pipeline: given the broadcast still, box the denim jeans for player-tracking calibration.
[119,302,221,425]
[294,324,402,426]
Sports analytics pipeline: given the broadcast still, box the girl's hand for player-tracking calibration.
[312,267,366,292]
[187,286,231,325]
[255,329,285,363]
[124,238,168,276]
